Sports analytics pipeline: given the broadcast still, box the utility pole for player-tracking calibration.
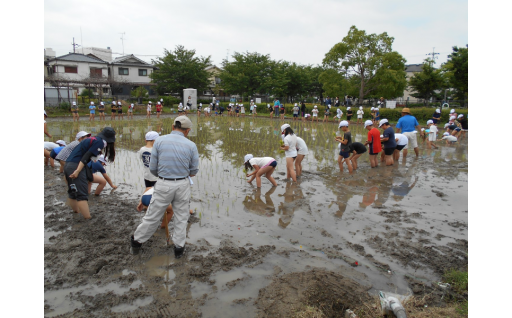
[71,37,80,53]
[120,32,126,55]
[426,47,440,65]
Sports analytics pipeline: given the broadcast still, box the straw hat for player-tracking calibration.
[401,108,411,114]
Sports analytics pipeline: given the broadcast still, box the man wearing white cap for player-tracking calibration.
[138,131,160,192]
[131,116,199,259]
[56,131,91,173]
[87,155,117,195]
[71,101,79,122]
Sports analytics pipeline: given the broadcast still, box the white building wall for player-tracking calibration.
[81,47,113,62]
[48,61,108,80]
[110,65,152,84]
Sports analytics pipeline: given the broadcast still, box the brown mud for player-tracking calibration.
[44,116,468,317]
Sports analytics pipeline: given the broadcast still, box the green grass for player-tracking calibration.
[443,269,468,295]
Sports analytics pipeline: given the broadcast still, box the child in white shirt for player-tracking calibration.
[312,106,319,122]
[426,120,439,149]
[357,107,364,124]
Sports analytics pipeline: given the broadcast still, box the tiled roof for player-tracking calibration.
[48,53,108,63]
[405,64,423,72]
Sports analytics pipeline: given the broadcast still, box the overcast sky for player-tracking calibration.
[44,0,467,68]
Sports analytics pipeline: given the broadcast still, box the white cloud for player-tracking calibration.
[44,0,467,67]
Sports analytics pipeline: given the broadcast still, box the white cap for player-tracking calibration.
[160,98,163,101]
[179,103,183,106]
[443,132,450,136]
[244,154,253,163]
[427,120,433,125]
[97,155,107,165]
[436,109,440,113]
[314,105,317,108]
[91,101,94,105]
[76,131,91,140]
[328,104,331,106]
[458,114,463,118]
[267,104,270,107]
[100,102,104,105]
[145,131,159,141]
[347,107,351,110]
[200,103,202,106]
[364,120,373,128]
[378,119,389,127]
[55,140,66,146]
[450,116,456,121]
[157,102,161,105]
[450,109,455,113]
[371,107,375,110]
[281,124,291,133]
[338,120,349,128]
[251,99,253,101]
[444,123,450,128]
[131,103,134,107]
[149,101,152,103]
[359,106,363,110]
[294,103,297,106]
[112,101,116,104]
[72,102,76,105]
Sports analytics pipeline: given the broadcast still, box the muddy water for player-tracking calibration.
[44,115,468,317]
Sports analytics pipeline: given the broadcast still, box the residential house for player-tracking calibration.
[109,54,156,96]
[400,64,423,103]
[204,65,223,96]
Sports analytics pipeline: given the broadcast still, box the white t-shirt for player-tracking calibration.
[283,134,298,157]
[357,109,364,118]
[44,142,59,151]
[337,109,343,118]
[442,135,457,142]
[147,104,152,111]
[428,125,438,141]
[296,137,309,155]
[249,157,275,168]
[178,104,184,111]
[138,146,158,181]
[394,134,409,146]
[312,109,319,116]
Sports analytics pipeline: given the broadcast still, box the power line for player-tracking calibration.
[426,47,440,65]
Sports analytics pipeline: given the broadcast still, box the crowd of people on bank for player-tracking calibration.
[45,101,467,259]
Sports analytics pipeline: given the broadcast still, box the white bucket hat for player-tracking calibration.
[378,119,389,127]
[244,154,253,164]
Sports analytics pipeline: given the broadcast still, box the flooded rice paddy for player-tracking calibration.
[44,114,468,317]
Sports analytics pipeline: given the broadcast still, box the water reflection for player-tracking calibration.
[277,182,304,228]
[242,187,276,217]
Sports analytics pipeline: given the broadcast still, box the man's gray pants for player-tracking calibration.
[134,179,190,248]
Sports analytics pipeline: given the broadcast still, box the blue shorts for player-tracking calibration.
[339,151,350,158]
[455,128,461,132]
[269,161,277,167]
[293,114,298,117]
[50,149,58,159]
[141,194,152,207]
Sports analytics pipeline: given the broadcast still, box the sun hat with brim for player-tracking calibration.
[378,119,389,127]
[56,140,66,146]
[76,131,91,140]
[97,155,107,165]
[281,124,291,133]
[96,127,116,143]
[145,131,159,141]
[244,154,253,164]
[401,108,411,114]
[364,120,373,128]
[427,120,433,125]
[174,116,192,129]
[338,120,349,128]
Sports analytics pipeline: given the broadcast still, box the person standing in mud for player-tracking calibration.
[395,108,424,158]
[65,127,116,219]
[131,116,199,259]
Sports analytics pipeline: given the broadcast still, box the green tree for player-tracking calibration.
[80,89,94,98]
[322,25,407,103]
[408,59,446,104]
[219,52,275,100]
[131,86,149,103]
[442,46,468,101]
[318,68,346,98]
[150,45,211,100]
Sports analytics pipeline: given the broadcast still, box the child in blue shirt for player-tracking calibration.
[89,102,96,122]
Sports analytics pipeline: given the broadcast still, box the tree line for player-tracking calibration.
[149,26,468,105]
